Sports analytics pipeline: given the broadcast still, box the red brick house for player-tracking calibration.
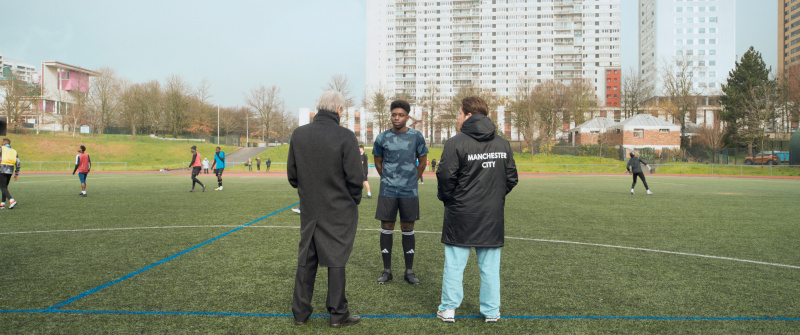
[568,117,617,146]
[605,114,681,150]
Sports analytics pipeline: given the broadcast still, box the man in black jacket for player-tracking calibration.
[626,151,653,195]
[435,97,518,323]
[288,90,363,328]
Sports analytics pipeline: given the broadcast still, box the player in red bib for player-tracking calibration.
[72,145,91,197]
[189,145,205,192]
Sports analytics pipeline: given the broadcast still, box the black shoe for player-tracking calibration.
[189,189,195,193]
[294,319,307,326]
[365,195,372,199]
[78,192,83,196]
[81,194,87,197]
[202,185,206,192]
[404,269,420,285]
[330,314,360,328]
[377,269,392,284]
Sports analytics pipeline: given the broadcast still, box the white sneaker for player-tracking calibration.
[647,190,653,195]
[437,309,455,323]
[631,189,634,195]
[485,313,501,323]
[291,208,301,214]
[214,187,220,191]
[8,199,16,209]
[219,186,223,190]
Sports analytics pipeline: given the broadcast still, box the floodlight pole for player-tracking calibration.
[246,108,249,147]
[217,104,220,145]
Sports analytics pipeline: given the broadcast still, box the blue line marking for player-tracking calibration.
[1,309,798,321]
[48,203,299,310]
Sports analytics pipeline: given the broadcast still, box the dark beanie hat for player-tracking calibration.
[191,145,197,150]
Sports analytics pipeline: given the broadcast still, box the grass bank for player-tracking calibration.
[5,132,238,171]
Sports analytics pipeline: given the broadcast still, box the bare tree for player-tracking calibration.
[369,88,390,134]
[324,74,356,124]
[740,78,780,155]
[163,75,191,136]
[661,54,704,146]
[419,81,443,146]
[532,80,570,149]
[696,122,726,163]
[88,67,120,135]
[244,84,284,143]
[508,77,537,151]
[620,66,653,117]
[142,80,164,136]
[567,78,597,126]
[0,75,40,133]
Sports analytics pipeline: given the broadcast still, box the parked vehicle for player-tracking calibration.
[744,151,781,165]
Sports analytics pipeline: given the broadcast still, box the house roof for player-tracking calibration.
[570,117,618,132]
[608,113,680,131]
[41,62,100,76]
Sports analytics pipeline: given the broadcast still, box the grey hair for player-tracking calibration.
[316,90,346,113]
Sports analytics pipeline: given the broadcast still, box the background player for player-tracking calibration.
[72,145,91,197]
[0,138,20,209]
[210,146,226,191]
[189,146,205,192]
[626,151,653,195]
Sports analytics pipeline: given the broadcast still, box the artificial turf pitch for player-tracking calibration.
[0,173,798,334]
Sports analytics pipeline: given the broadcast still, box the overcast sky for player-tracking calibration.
[0,0,776,116]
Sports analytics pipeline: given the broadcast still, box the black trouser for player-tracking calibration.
[632,172,649,190]
[292,236,349,324]
[0,173,12,202]
[191,167,204,189]
[257,164,260,171]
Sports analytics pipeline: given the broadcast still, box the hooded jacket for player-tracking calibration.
[436,113,518,247]
[626,156,648,174]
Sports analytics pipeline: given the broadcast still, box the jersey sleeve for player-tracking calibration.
[372,134,384,157]
[416,131,429,157]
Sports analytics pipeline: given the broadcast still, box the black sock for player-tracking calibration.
[380,229,393,270]
[402,231,415,270]
[218,180,222,187]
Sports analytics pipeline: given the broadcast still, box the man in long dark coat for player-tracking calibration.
[288,90,363,328]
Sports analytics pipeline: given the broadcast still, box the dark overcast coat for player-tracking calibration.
[288,110,363,267]
[436,114,518,248]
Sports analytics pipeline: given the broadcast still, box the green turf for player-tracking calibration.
[1,174,798,334]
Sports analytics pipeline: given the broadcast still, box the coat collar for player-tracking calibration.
[314,110,341,125]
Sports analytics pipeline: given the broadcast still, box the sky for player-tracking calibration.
[0,0,777,117]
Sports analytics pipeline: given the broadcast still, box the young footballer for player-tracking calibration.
[189,146,205,192]
[210,146,226,190]
[373,100,428,285]
[72,145,91,197]
[0,138,20,209]
[626,152,653,195]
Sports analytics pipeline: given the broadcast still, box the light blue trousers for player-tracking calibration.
[438,245,501,317]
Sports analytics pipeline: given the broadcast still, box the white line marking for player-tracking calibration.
[2,226,797,270]
[503,236,800,270]
[15,177,126,184]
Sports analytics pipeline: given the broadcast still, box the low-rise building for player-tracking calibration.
[605,113,681,150]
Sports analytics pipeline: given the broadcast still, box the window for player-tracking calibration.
[633,129,644,138]
[659,129,670,133]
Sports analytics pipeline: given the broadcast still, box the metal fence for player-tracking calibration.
[182,162,287,172]
[516,163,621,174]
[22,161,128,172]
[650,164,800,177]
